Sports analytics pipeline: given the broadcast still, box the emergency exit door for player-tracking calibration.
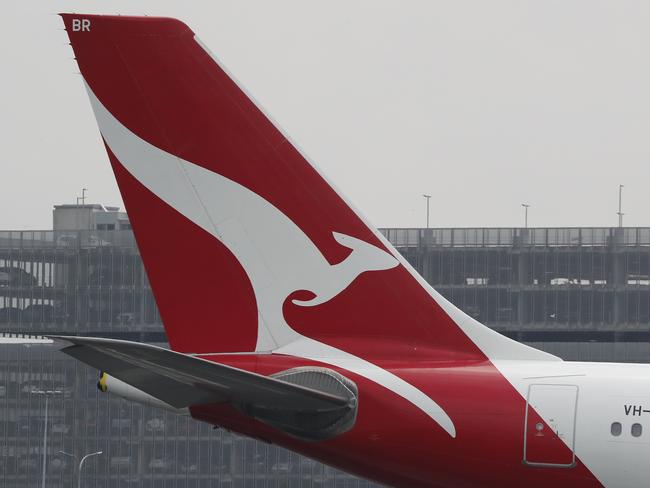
[523,384,578,468]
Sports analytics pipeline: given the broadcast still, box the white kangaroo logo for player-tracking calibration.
[86,83,456,438]
[291,232,400,307]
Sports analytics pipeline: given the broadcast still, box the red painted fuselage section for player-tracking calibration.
[190,354,600,488]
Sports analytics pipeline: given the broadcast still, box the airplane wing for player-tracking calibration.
[49,335,352,411]
[0,333,357,440]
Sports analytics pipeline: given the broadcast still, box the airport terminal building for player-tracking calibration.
[2,205,650,487]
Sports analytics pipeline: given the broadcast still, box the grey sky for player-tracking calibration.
[2,1,649,230]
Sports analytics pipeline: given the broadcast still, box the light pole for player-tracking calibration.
[617,184,624,228]
[59,450,103,488]
[521,203,530,229]
[31,389,62,488]
[423,194,432,229]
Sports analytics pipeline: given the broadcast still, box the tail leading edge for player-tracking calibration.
[60,14,557,366]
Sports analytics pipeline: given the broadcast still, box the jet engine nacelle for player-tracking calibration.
[97,372,187,414]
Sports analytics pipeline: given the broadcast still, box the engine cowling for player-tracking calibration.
[97,372,187,414]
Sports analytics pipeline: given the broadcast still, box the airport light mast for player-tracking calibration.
[423,194,432,229]
[59,450,104,488]
[31,389,62,488]
[521,203,530,229]
[618,184,624,227]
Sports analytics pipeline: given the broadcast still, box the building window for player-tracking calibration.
[611,422,622,436]
[97,224,115,231]
[632,423,643,437]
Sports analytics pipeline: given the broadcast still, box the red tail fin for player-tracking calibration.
[61,14,554,367]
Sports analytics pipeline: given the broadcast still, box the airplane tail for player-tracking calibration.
[61,14,556,363]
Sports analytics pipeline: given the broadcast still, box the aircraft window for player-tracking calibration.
[632,423,643,438]
[611,422,622,436]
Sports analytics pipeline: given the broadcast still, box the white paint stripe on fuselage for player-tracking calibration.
[494,359,650,488]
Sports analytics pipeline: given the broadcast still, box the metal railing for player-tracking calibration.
[0,230,137,250]
[379,227,650,248]
[1,227,650,250]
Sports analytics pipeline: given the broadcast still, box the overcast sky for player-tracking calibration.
[2,1,650,230]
